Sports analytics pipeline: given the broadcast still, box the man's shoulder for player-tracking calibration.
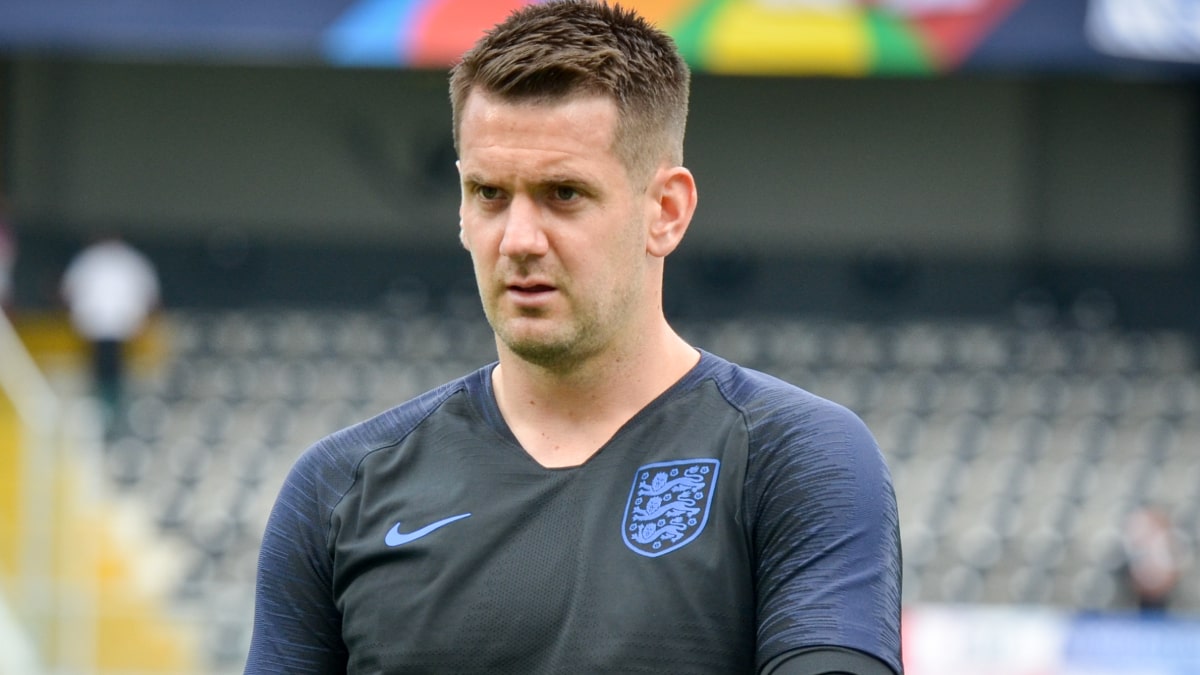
[335,371,480,451]
[700,351,853,422]
[290,368,484,482]
[697,351,877,462]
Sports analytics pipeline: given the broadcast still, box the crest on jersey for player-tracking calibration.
[622,458,720,558]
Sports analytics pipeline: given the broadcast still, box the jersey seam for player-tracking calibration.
[709,361,882,671]
[706,367,763,546]
[322,380,470,555]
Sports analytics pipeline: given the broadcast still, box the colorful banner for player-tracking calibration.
[3,0,1200,77]
[323,0,1029,75]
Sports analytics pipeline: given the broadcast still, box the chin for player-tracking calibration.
[507,343,579,369]
[500,328,588,367]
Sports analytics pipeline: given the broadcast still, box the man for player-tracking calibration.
[60,233,160,437]
[245,2,902,673]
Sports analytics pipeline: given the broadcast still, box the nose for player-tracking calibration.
[497,196,549,260]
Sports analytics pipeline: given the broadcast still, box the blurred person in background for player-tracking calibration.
[1119,505,1184,613]
[245,2,902,674]
[60,232,160,438]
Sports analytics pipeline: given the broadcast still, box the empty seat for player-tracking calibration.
[81,306,1200,664]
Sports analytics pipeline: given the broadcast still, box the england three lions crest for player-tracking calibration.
[622,459,720,558]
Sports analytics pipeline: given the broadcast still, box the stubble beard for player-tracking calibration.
[488,297,604,373]
[486,275,640,375]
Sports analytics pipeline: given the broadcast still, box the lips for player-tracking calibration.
[502,279,558,308]
[504,274,556,292]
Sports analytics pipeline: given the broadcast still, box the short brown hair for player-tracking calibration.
[449,0,690,183]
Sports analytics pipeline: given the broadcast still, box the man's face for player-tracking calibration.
[457,91,652,370]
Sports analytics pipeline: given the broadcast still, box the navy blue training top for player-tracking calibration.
[245,350,903,674]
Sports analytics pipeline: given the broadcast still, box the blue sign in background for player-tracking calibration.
[1064,614,1200,675]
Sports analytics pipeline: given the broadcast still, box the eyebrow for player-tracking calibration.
[461,172,595,191]
[459,172,487,187]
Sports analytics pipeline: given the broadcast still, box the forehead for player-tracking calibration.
[458,92,624,177]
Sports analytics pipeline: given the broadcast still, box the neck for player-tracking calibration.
[492,321,699,467]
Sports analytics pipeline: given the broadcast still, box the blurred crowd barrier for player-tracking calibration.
[904,603,1200,675]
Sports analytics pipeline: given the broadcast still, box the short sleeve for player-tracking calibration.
[747,397,903,675]
[244,445,351,674]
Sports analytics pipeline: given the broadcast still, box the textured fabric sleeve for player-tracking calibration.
[747,395,903,675]
[244,442,353,674]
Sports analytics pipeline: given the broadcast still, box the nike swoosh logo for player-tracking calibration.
[385,513,472,547]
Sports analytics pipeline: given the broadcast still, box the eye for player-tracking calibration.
[552,185,581,202]
[476,185,502,200]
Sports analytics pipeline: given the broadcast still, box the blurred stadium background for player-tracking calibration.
[2,0,1200,673]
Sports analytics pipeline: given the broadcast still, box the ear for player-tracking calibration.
[646,165,697,258]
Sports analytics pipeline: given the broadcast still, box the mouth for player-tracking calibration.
[504,281,558,306]
[508,283,555,294]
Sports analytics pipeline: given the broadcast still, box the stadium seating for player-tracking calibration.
[73,309,1200,672]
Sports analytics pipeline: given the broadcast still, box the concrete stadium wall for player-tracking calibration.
[5,60,1196,265]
